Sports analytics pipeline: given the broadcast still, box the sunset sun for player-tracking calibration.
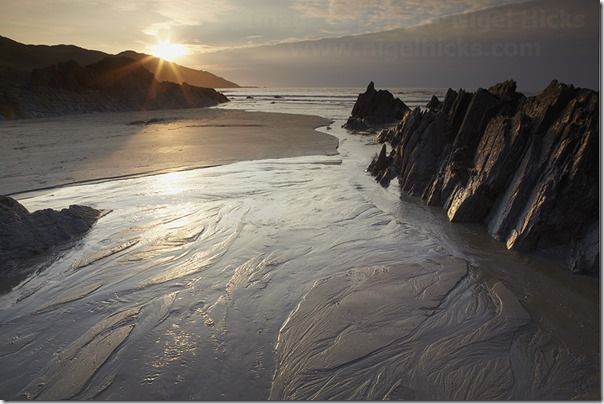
[149,41,186,62]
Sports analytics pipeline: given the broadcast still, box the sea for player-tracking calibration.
[0,88,598,400]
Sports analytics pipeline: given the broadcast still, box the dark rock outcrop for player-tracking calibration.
[426,95,443,111]
[0,196,100,290]
[344,82,409,131]
[0,56,229,119]
[368,80,599,274]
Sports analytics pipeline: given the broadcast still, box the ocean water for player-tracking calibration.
[219,87,448,119]
[0,88,598,400]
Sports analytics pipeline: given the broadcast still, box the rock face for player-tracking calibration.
[0,56,229,119]
[344,82,409,131]
[0,196,100,290]
[426,95,443,111]
[368,80,598,274]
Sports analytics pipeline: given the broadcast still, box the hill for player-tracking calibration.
[0,56,228,119]
[118,50,238,88]
[0,35,107,80]
[0,35,238,88]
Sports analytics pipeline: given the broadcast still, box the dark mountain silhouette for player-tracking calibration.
[0,56,228,119]
[0,35,238,88]
[0,35,107,80]
[118,50,238,88]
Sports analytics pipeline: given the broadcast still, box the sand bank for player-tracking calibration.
[0,108,337,195]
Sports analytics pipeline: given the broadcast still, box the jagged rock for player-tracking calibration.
[367,80,598,275]
[344,117,369,131]
[367,144,396,187]
[344,82,409,130]
[426,95,442,111]
[0,195,101,290]
[488,80,517,99]
[569,223,599,274]
[0,56,229,119]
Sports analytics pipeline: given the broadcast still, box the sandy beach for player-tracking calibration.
[0,0,600,400]
[0,89,599,400]
[0,108,337,195]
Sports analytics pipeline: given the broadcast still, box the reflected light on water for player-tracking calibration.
[153,171,189,195]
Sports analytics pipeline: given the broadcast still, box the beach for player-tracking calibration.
[0,89,598,400]
[0,0,600,399]
[0,108,336,195]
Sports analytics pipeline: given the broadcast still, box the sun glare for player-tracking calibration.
[149,41,187,62]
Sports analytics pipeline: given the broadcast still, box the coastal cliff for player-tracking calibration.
[362,80,598,274]
[0,56,228,119]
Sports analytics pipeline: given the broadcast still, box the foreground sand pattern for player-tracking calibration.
[270,256,592,400]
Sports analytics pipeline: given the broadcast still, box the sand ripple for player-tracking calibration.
[270,257,591,400]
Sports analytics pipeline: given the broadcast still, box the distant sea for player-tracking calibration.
[219,87,447,120]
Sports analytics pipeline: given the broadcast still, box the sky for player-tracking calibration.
[1,0,525,58]
[0,0,598,89]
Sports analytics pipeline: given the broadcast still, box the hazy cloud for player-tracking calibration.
[0,0,528,54]
[292,0,528,29]
[0,0,596,89]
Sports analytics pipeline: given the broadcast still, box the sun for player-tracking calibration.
[149,41,187,62]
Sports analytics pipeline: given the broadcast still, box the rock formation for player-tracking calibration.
[426,95,443,111]
[367,80,598,274]
[0,196,100,290]
[343,82,409,131]
[0,56,229,119]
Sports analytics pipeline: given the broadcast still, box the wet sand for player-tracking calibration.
[0,108,337,195]
[0,91,598,400]
[0,113,598,400]
[271,256,598,400]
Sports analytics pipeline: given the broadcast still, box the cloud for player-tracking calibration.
[167,0,521,52]
[0,0,530,56]
[291,0,381,23]
[150,0,235,26]
[292,0,529,29]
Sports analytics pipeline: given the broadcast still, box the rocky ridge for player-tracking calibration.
[365,80,598,274]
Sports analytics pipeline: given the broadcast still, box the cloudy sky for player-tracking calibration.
[1,0,525,56]
[1,0,597,89]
